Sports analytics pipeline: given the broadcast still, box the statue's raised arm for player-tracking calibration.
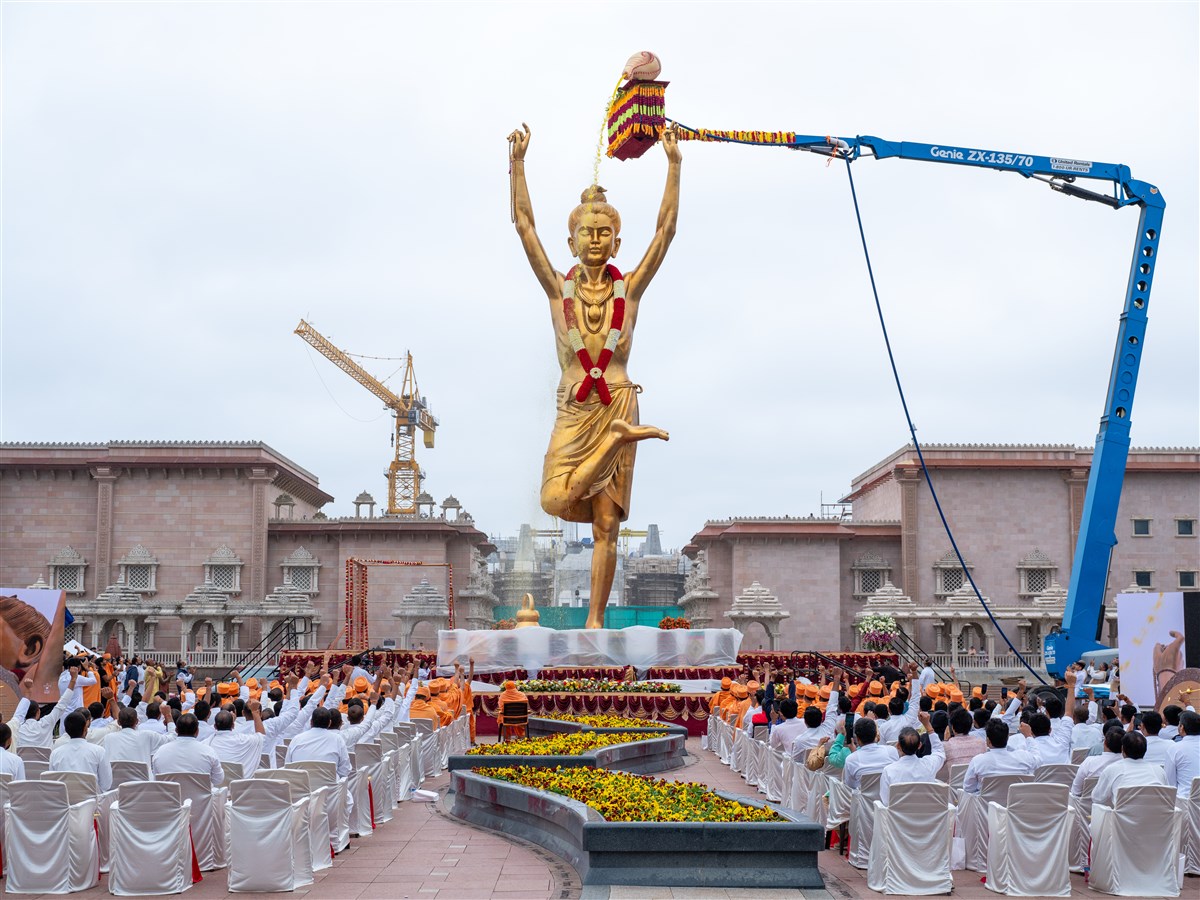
[508,124,562,299]
[626,125,682,303]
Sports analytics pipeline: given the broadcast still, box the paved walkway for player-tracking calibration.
[4,737,1157,899]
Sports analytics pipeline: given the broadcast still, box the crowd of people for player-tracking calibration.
[705,656,1197,892]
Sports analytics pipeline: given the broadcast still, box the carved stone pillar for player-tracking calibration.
[144,618,158,651]
[247,468,274,605]
[896,466,922,597]
[1063,467,1090,560]
[91,466,120,588]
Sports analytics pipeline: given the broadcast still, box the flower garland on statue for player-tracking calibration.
[563,263,625,405]
[855,613,900,651]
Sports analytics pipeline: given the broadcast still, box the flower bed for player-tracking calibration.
[449,769,824,887]
[519,678,681,694]
[475,766,781,823]
[538,712,666,729]
[466,732,657,757]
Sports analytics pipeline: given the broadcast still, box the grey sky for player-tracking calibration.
[3,1,1197,554]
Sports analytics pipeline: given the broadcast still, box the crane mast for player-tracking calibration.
[295,319,437,515]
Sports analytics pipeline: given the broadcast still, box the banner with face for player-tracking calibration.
[0,588,66,704]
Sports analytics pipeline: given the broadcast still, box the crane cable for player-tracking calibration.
[840,155,1048,685]
[303,346,388,425]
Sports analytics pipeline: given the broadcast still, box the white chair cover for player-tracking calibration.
[437,725,451,769]
[788,760,811,813]
[221,761,245,784]
[780,752,795,809]
[763,748,785,803]
[111,760,151,788]
[254,768,330,873]
[394,740,415,801]
[1089,784,1183,897]
[394,722,417,742]
[420,731,442,780]
[744,734,763,787]
[23,759,49,779]
[288,759,350,853]
[730,728,746,774]
[411,717,434,735]
[361,742,394,824]
[1033,763,1078,785]
[1069,774,1098,873]
[228,779,307,893]
[157,771,229,871]
[41,770,118,874]
[378,731,402,797]
[756,741,773,795]
[0,774,9,879]
[349,743,380,836]
[958,773,1031,873]
[3,779,99,895]
[717,719,733,766]
[410,734,424,787]
[867,781,954,895]
[1072,746,1092,765]
[826,774,854,830]
[985,781,1071,896]
[848,771,883,870]
[948,763,969,792]
[805,769,829,826]
[108,781,193,896]
[1183,777,1200,877]
[16,745,51,763]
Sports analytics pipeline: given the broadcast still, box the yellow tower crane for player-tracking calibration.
[295,319,437,515]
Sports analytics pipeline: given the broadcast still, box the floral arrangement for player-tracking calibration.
[518,678,681,694]
[855,613,900,650]
[492,619,516,631]
[540,712,666,729]
[465,732,656,757]
[475,765,783,823]
[657,616,691,630]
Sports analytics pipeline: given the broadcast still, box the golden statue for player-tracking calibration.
[509,122,681,629]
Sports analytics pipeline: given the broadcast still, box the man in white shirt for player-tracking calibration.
[879,713,946,804]
[1139,710,1179,786]
[209,706,265,778]
[917,659,937,699]
[1174,711,1200,799]
[49,710,112,792]
[285,705,352,779]
[192,698,216,741]
[877,678,920,746]
[141,701,171,734]
[1160,705,1183,741]
[13,670,77,749]
[57,658,97,715]
[151,714,223,789]
[1073,726,1124,795]
[1071,704,1103,757]
[1024,712,1072,766]
[788,675,842,761]
[104,706,174,767]
[768,700,804,752]
[1092,731,1169,807]
[962,719,1037,794]
[843,717,900,791]
[0,723,26,781]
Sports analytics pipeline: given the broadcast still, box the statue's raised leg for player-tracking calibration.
[566,418,669,506]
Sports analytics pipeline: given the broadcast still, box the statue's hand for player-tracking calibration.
[509,123,531,161]
[661,124,681,163]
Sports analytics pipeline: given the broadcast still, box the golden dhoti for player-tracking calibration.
[541,381,638,524]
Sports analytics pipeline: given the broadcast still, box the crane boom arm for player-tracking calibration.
[784,131,1164,678]
[295,319,406,411]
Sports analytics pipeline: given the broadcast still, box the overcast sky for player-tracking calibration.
[3,1,1197,553]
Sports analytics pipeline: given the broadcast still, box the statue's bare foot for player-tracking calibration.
[611,419,670,443]
[585,614,604,629]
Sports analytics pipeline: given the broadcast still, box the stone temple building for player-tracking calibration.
[681,444,1200,668]
[0,441,498,668]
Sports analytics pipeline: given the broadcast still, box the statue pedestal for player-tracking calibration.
[437,625,742,676]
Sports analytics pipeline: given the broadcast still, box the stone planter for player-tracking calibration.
[526,715,689,741]
[450,770,824,888]
[447,733,685,776]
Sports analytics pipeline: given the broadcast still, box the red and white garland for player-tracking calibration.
[563,263,625,405]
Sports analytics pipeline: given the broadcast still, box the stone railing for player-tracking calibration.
[927,651,1044,672]
[139,650,241,669]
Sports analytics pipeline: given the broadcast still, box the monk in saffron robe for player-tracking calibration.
[495,680,528,740]
[408,685,441,730]
[730,683,751,728]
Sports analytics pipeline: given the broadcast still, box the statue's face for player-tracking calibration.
[568,212,620,264]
